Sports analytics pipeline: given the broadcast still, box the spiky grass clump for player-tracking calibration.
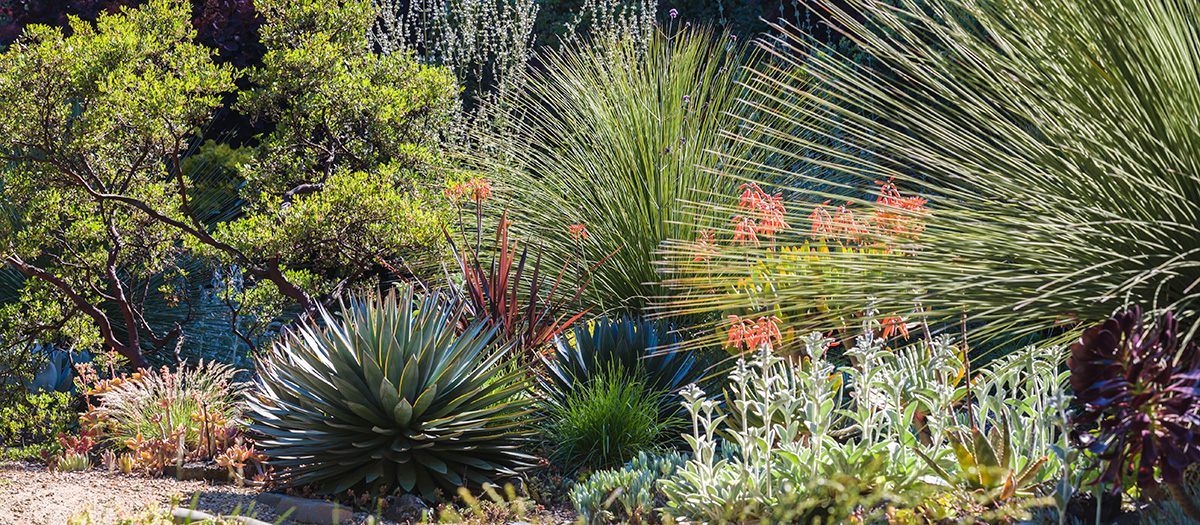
[247,286,536,497]
[662,0,1200,346]
[547,366,677,472]
[541,316,701,419]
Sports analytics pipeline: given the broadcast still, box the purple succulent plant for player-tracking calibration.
[1068,307,1200,492]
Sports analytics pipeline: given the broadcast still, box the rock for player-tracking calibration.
[270,495,350,525]
[221,516,277,525]
[172,508,218,524]
[256,493,283,506]
[163,461,231,483]
[382,494,429,522]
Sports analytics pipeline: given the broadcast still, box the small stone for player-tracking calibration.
[220,515,277,525]
[382,494,429,522]
[273,496,350,525]
[172,508,218,524]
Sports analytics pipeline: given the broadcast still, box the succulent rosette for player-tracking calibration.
[1068,307,1200,494]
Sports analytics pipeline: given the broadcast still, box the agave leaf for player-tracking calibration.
[396,462,417,492]
[414,451,449,474]
[331,376,376,411]
[393,397,414,427]
[397,354,421,402]
[410,384,438,421]
[971,427,1001,488]
[377,377,401,413]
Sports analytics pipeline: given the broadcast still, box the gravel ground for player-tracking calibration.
[0,462,275,524]
[0,462,577,525]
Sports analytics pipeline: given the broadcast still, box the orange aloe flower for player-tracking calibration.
[692,229,718,261]
[731,215,759,246]
[726,315,783,352]
[880,315,910,340]
[568,223,588,241]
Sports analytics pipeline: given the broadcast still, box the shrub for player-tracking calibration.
[547,366,677,472]
[0,391,75,461]
[247,286,535,498]
[85,360,244,454]
[661,326,1066,523]
[571,451,688,525]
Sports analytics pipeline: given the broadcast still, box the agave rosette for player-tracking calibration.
[247,286,535,497]
[540,316,699,410]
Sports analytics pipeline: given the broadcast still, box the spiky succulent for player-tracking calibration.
[541,316,700,409]
[915,412,1048,506]
[247,286,535,497]
[1068,307,1200,493]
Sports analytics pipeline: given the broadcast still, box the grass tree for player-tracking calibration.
[663,0,1200,347]
[0,0,457,366]
[495,24,791,314]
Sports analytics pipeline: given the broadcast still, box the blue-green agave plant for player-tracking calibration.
[247,286,535,497]
[541,316,700,412]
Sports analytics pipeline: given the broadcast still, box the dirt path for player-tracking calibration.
[0,462,278,525]
[0,462,577,525]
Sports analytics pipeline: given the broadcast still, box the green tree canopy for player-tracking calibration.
[0,0,236,366]
[0,0,459,366]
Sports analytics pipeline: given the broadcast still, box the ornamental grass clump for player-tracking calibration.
[495,23,781,313]
[662,0,1200,347]
[1068,307,1200,520]
[546,366,677,473]
[247,286,536,498]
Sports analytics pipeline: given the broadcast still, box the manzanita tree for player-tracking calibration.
[0,0,457,366]
[209,0,457,319]
[0,0,237,367]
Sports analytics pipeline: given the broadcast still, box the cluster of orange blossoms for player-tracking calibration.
[445,178,494,203]
[692,182,789,262]
[732,182,788,246]
[809,179,927,246]
[691,229,718,262]
[568,223,588,241]
[726,314,784,353]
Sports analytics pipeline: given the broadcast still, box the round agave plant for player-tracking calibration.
[247,286,535,497]
[1068,307,1200,518]
[540,316,700,411]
